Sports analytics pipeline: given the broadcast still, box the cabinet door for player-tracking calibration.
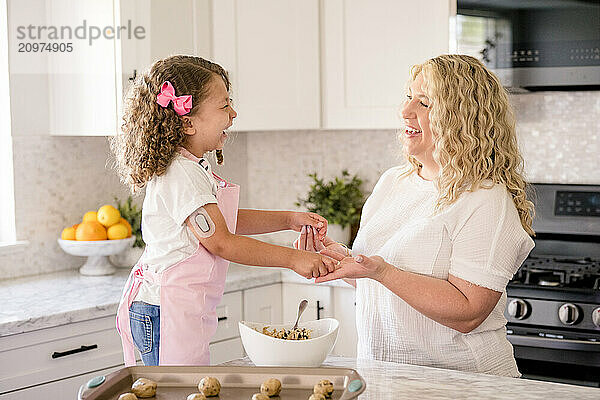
[212,291,243,342]
[243,284,283,325]
[212,0,320,130]
[209,337,245,365]
[322,0,452,129]
[0,364,123,400]
[116,0,210,129]
[46,0,118,136]
[281,283,332,324]
[332,286,357,357]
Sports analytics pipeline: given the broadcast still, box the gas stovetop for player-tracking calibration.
[510,255,600,290]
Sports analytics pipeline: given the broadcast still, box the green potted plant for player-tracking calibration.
[110,195,144,268]
[296,170,365,245]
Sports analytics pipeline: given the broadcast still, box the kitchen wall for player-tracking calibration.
[1,90,598,280]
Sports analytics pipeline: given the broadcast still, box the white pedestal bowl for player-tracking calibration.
[57,236,135,276]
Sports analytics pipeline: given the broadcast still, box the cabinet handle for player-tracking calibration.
[128,69,137,81]
[317,301,324,320]
[218,316,228,322]
[52,344,98,359]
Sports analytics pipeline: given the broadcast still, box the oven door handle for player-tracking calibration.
[508,335,600,351]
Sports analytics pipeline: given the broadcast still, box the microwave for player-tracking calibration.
[455,0,600,90]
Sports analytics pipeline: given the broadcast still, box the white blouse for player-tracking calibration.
[351,167,534,377]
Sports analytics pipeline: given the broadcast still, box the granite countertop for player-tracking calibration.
[0,263,350,337]
[223,356,600,399]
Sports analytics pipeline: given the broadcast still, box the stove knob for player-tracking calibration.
[592,307,600,328]
[507,299,529,320]
[558,303,580,325]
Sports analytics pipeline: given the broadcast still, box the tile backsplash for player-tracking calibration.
[1,90,599,280]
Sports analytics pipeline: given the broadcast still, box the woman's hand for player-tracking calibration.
[314,249,390,283]
[293,225,349,256]
[288,212,327,240]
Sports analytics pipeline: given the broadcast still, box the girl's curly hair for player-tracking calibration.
[401,54,535,236]
[109,55,230,194]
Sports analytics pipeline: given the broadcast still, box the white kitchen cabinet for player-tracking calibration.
[213,290,244,342]
[243,284,283,324]
[321,0,453,129]
[0,364,123,400]
[332,286,357,357]
[211,0,320,131]
[209,337,245,365]
[46,0,119,136]
[281,283,332,324]
[0,315,136,397]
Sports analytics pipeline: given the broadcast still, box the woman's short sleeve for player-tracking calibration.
[447,185,534,292]
[157,157,218,226]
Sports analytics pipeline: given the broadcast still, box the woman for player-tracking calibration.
[297,54,535,377]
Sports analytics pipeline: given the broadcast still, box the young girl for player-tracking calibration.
[111,55,336,366]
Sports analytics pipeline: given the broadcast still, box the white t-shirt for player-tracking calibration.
[351,166,534,377]
[134,154,219,305]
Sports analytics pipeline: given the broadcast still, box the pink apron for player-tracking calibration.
[116,149,239,366]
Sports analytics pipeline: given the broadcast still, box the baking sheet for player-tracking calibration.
[78,365,366,400]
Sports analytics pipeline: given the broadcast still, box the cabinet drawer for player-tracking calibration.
[0,316,124,394]
[209,337,244,365]
[212,291,243,343]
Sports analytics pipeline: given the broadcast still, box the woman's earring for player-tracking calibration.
[216,149,224,165]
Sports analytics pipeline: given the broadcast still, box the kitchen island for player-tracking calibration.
[223,356,600,399]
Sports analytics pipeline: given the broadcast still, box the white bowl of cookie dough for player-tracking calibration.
[239,318,339,367]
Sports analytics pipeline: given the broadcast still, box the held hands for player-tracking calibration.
[288,212,328,241]
[314,250,390,283]
[293,225,348,257]
[291,250,339,279]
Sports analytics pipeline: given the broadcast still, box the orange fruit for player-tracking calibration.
[82,211,98,223]
[119,218,132,237]
[97,205,121,227]
[107,223,129,240]
[76,221,108,241]
[72,223,79,231]
[61,226,76,240]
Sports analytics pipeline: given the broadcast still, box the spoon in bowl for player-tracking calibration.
[292,299,308,330]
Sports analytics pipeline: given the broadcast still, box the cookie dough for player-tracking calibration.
[198,376,221,397]
[260,378,282,396]
[308,394,326,400]
[313,379,334,398]
[131,378,157,398]
[187,393,207,400]
[118,394,137,400]
[251,394,269,400]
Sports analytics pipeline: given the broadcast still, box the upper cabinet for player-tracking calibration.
[321,0,453,129]
[40,0,452,135]
[211,0,320,131]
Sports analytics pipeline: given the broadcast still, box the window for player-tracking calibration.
[0,0,17,246]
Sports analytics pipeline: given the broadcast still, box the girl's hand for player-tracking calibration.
[290,251,338,279]
[293,226,349,258]
[314,249,390,283]
[288,212,327,240]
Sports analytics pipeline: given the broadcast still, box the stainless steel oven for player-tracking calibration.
[505,184,600,387]
[455,0,600,90]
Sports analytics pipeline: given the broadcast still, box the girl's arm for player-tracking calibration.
[236,209,327,239]
[186,204,336,278]
[316,251,501,333]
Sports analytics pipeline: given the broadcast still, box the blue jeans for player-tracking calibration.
[129,301,160,366]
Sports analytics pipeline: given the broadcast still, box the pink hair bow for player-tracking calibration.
[156,81,192,115]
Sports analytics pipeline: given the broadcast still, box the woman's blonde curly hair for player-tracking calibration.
[401,54,535,236]
[109,55,230,194]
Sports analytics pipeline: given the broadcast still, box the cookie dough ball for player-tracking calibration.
[118,394,138,400]
[131,378,157,398]
[252,394,269,400]
[187,393,207,400]
[198,376,221,397]
[313,379,334,398]
[309,394,326,400]
[260,378,282,396]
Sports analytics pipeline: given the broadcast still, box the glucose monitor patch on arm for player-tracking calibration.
[189,207,216,238]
